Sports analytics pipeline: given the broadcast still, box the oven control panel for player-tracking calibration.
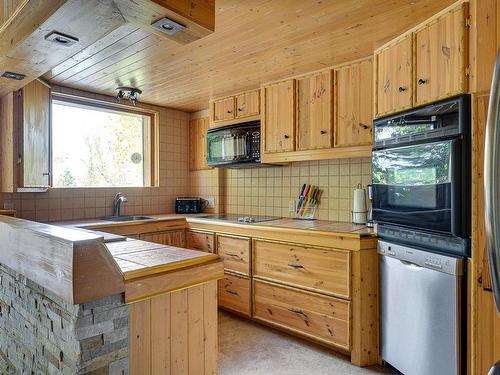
[250,131,260,159]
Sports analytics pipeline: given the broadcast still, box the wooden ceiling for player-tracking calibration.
[43,0,457,112]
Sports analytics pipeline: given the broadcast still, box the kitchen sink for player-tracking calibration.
[99,215,153,222]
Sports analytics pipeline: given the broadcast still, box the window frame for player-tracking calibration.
[50,93,160,188]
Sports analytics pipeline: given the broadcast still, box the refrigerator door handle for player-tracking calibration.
[484,49,500,315]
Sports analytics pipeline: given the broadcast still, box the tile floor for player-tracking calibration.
[218,311,396,375]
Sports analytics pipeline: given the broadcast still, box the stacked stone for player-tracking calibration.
[0,265,129,374]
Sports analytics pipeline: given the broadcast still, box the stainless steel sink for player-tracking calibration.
[99,215,153,222]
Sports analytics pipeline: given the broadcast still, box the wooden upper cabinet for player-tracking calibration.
[189,117,210,171]
[296,71,333,150]
[235,90,260,119]
[22,80,51,188]
[262,79,295,153]
[212,97,234,122]
[375,35,413,117]
[334,59,373,147]
[414,3,468,105]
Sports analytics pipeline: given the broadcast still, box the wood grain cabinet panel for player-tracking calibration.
[375,35,413,117]
[218,273,250,316]
[414,3,468,105]
[253,280,350,350]
[262,79,295,153]
[296,71,333,150]
[216,234,251,275]
[189,117,210,171]
[253,239,350,299]
[186,230,214,253]
[334,59,373,147]
[212,97,235,122]
[139,230,186,248]
[235,90,260,119]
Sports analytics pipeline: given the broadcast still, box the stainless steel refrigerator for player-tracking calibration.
[483,49,500,375]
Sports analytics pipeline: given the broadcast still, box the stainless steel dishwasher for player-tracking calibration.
[379,240,464,375]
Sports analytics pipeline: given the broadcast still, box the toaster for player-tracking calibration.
[175,197,208,214]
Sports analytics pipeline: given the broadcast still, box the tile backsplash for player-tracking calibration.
[222,158,372,222]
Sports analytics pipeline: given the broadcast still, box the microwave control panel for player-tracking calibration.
[251,131,260,159]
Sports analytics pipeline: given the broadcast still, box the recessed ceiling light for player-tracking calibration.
[45,31,79,47]
[0,71,26,80]
[151,17,186,35]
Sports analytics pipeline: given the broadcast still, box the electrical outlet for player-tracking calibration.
[288,199,296,212]
[205,196,215,208]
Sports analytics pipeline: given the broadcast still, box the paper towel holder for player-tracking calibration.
[352,183,368,225]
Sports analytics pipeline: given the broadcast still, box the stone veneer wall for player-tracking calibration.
[0,264,129,375]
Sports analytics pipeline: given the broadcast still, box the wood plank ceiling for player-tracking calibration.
[43,0,457,112]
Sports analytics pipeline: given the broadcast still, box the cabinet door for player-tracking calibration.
[235,90,260,118]
[296,71,332,150]
[212,97,234,122]
[186,230,214,253]
[139,230,186,247]
[189,117,209,170]
[262,79,295,153]
[415,3,467,105]
[22,80,51,188]
[375,35,413,117]
[334,59,373,147]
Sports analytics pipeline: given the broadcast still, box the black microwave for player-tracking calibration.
[371,95,471,255]
[206,121,261,168]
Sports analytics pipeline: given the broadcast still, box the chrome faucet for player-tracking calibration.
[112,192,128,217]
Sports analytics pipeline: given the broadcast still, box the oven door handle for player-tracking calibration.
[450,138,463,238]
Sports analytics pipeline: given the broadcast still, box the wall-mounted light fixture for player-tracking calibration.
[115,87,142,105]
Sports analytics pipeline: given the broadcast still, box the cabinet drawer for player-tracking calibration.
[139,230,185,248]
[216,234,250,275]
[253,239,350,299]
[218,273,250,316]
[253,280,350,349]
[186,230,214,253]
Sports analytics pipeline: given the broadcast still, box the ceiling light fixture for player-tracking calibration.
[151,17,186,35]
[1,71,26,80]
[115,87,142,105]
[45,31,79,47]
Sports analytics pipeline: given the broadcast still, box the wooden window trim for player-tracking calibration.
[51,93,160,187]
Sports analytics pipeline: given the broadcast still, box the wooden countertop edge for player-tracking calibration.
[119,253,220,281]
[124,259,225,303]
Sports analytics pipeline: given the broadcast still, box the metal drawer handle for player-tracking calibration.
[288,307,307,317]
[226,290,239,296]
[288,263,304,269]
[226,252,239,257]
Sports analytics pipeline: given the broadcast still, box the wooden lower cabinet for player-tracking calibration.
[216,234,250,275]
[139,230,186,248]
[253,280,350,350]
[129,280,218,375]
[186,230,215,253]
[218,273,250,316]
[253,239,350,299]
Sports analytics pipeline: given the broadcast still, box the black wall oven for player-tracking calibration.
[372,95,471,256]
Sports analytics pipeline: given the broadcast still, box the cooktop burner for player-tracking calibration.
[198,214,280,224]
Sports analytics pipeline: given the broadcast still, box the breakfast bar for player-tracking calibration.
[0,215,224,374]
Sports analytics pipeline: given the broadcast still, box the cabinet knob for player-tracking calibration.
[227,110,232,113]
[284,134,290,139]
[42,172,51,176]
[398,86,406,92]
[237,108,242,112]
[418,78,427,85]
[358,123,369,130]
[320,130,327,135]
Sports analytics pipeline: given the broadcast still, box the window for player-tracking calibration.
[51,97,157,188]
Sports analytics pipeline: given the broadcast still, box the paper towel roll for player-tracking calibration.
[352,185,367,224]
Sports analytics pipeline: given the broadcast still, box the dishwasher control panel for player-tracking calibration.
[378,240,463,276]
